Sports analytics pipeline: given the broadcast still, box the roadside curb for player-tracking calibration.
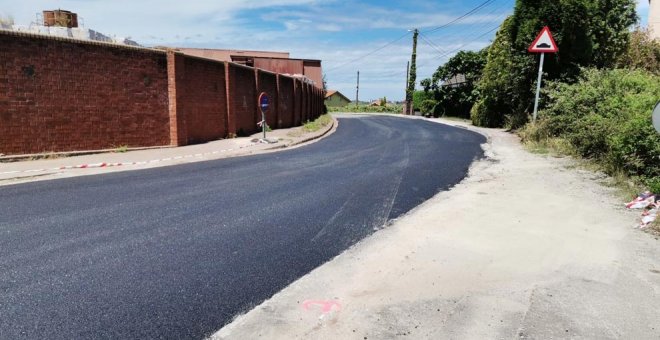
[0,116,337,183]
[283,116,337,148]
[0,145,172,163]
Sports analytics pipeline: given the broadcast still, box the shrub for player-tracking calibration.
[617,28,660,75]
[472,0,637,128]
[529,68,660,181]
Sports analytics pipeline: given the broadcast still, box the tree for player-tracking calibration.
[406,29,419,114]
[617,28,660,75]
[471,0,637,128]
[420,49,488,118]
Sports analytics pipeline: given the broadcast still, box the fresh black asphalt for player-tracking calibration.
[0,116,485,339]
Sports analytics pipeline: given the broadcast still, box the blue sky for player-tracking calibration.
[1,0,652,101]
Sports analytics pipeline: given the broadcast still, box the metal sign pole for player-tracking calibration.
[532,52,545,123]
[262,110,266,139]
[258,92,269,141]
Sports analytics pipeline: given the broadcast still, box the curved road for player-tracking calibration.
[0,116,485,339]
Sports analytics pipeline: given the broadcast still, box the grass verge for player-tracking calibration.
[302,114,333,133]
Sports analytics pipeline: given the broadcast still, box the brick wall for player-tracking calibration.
[0,31,326,155]
[277,76,294,128]
[293,79,303,126]
[0,31,170,155]
[227,63,257,136]
[177,55,228,144]
[257,70,279,129]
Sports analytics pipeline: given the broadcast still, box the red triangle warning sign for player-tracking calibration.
[528,26,558,53]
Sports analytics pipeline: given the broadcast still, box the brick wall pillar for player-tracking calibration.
[275,74,281,128]
[224,62,235,136]
[167,50,188,146]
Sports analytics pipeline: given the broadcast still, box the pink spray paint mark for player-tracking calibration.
[302,300,342,314]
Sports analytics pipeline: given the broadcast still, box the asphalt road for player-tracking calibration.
[0,116,485,339]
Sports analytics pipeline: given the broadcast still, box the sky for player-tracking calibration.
[0,0,653,101]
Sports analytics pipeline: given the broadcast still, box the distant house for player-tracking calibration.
[441,74,467,88]
[325,90,351,107]
[369,98,387,106]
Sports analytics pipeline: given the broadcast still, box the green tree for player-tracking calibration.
[617,28,660,75]
[471,0,637,128]
[406,29,419,113]
[422,49,488,118]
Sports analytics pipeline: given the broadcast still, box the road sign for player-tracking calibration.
[529,27,558,122]
[258,92,270,139]
[258,92,270,114]
[528,26,558,53]
[653,101,660,133]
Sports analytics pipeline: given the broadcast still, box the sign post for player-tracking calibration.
[258,92,270,140]
[653,101,660,134]
[528,26,559,122]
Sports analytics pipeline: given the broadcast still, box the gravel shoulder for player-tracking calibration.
[213,119,660,339]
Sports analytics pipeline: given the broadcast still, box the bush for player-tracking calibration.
[527,68,660,182]
[413,91,433,110]
[420,99,436,115]
[472,0,637,128]
[328,105,403,114]
[617,28,660,75]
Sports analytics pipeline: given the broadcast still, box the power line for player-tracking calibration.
[379,23,501,79]
[325,31,411,72]
[424,0,513,46]
[418,32,449,55]
[423,0,496,35]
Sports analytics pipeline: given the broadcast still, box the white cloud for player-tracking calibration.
[317,23,342,32]
[1,0,508,100]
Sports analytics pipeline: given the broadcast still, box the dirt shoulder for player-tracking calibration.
[213,120,660,339]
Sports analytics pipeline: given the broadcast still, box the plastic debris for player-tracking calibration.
[626,192,659,228]
[625,191,656,209]
[640,207,658,229]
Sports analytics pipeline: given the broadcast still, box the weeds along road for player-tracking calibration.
[0,115,485,339]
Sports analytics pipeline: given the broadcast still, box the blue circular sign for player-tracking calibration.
[259,92,270,113]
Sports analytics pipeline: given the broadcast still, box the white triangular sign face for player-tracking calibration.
[528,26,558,53]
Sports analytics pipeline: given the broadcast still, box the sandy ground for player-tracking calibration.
[213,120,660,339]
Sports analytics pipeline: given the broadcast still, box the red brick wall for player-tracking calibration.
[168,51,187,146]
[293,79,303,126]
[0,31,170,155]
[302,83,309,123]
[0,32,326,155]
[254,58,304,75]
[226,63,257,136]
[257,70,278,129]
[277,76,294,128]
[178,56,228,144]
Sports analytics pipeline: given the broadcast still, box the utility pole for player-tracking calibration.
[355,70,360,108]
[406,28,418,115]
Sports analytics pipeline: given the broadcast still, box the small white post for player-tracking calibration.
[532,52,545,123]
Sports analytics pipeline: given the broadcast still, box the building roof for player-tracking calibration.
[325,90,351,102]
[441,74,467,87]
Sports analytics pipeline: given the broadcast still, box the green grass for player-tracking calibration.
[328,105,403,114]
[113,145,129,153]
[301,114,333,133]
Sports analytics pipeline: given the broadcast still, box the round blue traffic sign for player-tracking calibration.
[258,92,270,114]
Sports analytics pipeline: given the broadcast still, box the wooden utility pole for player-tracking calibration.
[355,70,360,108]
[406,29,418,115]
